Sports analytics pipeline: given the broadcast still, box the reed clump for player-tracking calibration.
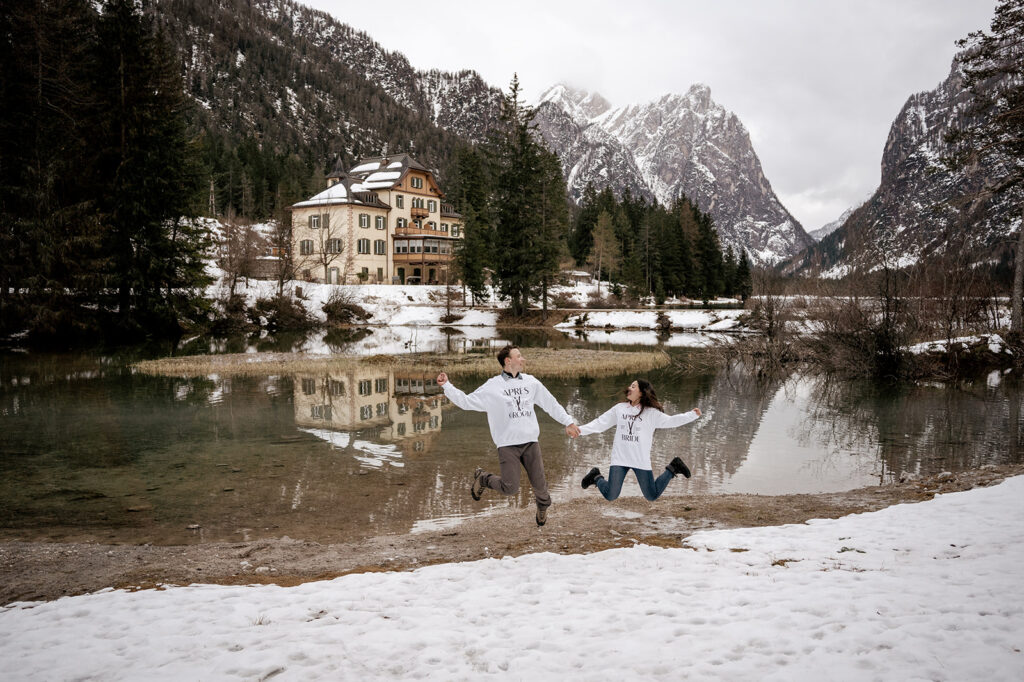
[133,348,671,379]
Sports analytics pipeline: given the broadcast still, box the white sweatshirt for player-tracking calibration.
[578,402,699,470]
[442,372,575,447]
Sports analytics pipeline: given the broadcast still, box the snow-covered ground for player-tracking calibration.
[556,308,747,332]
[907,333,1006,356]
[3,477,1021,680]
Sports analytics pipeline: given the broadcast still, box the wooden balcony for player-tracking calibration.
[394,225,451,237]
[410,206,429,219]
[393,252,454,264]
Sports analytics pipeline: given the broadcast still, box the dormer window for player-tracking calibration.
[410,176,423,189]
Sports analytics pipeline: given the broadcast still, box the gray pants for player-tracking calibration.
[483,442,551,509]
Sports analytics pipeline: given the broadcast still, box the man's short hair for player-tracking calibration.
[497,344,518,370]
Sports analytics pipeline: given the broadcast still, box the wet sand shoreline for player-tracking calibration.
[3,464,1019,605]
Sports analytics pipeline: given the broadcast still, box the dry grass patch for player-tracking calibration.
[133,348,671,379]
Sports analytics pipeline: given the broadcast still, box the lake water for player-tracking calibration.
[2,333,1021,545]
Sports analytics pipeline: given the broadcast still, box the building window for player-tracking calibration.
[358,380,372,396]
[396,217,408,228]
[359,213,370,228]
[301,378,316,395]
[427,221,436,230]
[329,379,344,396]
[360,405,373,420]
[410,176,423,189]
[376,402,388,416]
[375,215,385,229]
[377,267,383,281]
[427,200,436,212]
[311,404,332,420]
[410,239,423,253]
[397,423,406,436]
[375,378,388,393]
[309,214,320,229]
[412,197,424,208]
[361,266,368,277]
[395,195,404,209]
[441,223,449,232]
[451,225,460,237]
[394,240,407,254]
[357,238,370,254]
[374,239,386,255]
[326,238,343,254]
[299,239,314,255]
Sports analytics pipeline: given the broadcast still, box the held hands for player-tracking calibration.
[565,423,581,439]
[694,407,702,417]
[437,372,447,386]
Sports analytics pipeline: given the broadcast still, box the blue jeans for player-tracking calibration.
[596,465,676,501]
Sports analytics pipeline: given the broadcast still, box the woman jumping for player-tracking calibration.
[577,379,701,501]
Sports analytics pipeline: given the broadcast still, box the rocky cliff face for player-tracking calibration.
[534,83,813,265]
[786,59,1021,278]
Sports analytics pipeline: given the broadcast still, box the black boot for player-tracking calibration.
[581,467,602,489]
[668,457,691,478]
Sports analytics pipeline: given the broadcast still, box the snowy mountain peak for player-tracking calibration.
[534,82,812,265]
[538,83,611,120]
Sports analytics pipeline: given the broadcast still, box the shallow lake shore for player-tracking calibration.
[3,463,1019,605]
[132,347,672,378]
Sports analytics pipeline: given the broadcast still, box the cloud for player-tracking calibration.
[305,0,996,230]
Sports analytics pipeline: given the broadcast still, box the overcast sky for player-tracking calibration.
[304,0,996,231]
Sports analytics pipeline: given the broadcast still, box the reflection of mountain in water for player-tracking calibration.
[672,364,782,490]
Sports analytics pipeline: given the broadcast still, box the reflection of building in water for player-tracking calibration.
[294,368,448,455]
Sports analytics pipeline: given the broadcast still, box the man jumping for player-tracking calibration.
[437,345,580,526]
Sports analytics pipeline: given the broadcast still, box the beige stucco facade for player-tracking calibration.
[289,155,463,285]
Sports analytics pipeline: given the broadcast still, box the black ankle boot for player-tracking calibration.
[581,467,602,489]
[668,457,691,478]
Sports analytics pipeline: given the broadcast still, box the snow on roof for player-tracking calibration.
[349,162,381,174]
[387,161,403,168]
[365,171,402,183]
[291,182,349,207]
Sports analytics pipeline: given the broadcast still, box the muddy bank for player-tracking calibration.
[2,464,1019,605]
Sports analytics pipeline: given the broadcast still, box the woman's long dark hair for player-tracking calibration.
[623,378,664,415]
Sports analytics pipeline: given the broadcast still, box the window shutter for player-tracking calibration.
[322,213,330,229]
[308,215,313,229]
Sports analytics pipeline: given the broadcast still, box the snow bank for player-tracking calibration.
[907,333,1007,356]
[557,308,747,332]
[2,477,1021,680]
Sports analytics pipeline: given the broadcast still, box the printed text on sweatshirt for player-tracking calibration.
[441,373,575,447]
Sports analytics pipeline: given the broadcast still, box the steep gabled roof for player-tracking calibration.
[290,175,390,209]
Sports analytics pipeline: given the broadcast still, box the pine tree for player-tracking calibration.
[533,149,570,310]
[945,0,1024,333]
[487,75,566,316]
[592,210,621,297]
[694,211,725,302]
[450,144,492,304]
[722,245,738,297]
[569,183,600,266]
[0,0,107,341]
[92,0,207,337]
[736,249,753,302]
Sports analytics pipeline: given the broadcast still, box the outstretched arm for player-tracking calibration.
[654,407,701,429]
[578,405,619,436]
[437,372,489,412]
[533,380,576,428]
